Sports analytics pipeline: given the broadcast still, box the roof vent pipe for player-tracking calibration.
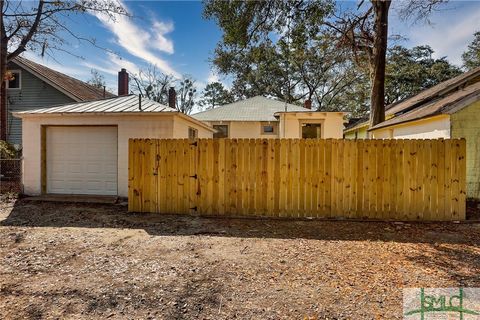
[138,94,142,111]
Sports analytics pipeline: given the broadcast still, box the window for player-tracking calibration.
[301,123,321,139]
[5,70,21,89]
[213,124,229,138]
[188,127,198,140]
[262,124,276,135]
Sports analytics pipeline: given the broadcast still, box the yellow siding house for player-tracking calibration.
[364,66,480,199]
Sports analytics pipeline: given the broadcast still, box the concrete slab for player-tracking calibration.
[24,194,118,204]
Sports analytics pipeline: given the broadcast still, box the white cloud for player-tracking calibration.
[151,20,174,54]
[82,52,143,92]
[94,1,179,77]
[82,53,140,76]
[404,3,480,66]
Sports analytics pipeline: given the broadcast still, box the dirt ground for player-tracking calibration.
[0,199,479,320]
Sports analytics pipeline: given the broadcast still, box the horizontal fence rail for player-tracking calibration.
[128,138,466,221]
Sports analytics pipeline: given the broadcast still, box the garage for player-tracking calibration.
[14,94,215,197]
[46,126,118,195]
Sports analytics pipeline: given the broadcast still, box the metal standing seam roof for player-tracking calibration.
[191,96,311,122]
[15,95,177,114]
[13,95,217,132]
[12,55,115,101]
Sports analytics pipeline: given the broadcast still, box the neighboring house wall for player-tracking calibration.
[344,126,368,139]
[6,62,74,145]
[228,121,278,139]
[21,114,213,197]
[173,116,215,139]
[451,100,480,199]
[202,121,280,139]
[278,113,344,138]
[370,116,451,139]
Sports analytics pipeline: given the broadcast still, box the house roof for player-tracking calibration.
[370,80,480,130]
[344,66,480,132]
[14,94,176,114]
[344,117,369,132]
[385,65,480,116]
[11,55,115,101]
[13,94,216,132]
[191,96,310,122]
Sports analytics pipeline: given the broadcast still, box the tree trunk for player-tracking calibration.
[369,0,391,127]
[0,0,7,141]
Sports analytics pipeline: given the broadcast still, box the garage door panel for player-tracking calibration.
[46,126,118,195]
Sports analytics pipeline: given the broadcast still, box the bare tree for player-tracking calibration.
[131,68,197,115]
[87,69,106,90]
[0,0,127,140]
[326,0,447,126]
[175,75,197,115]
[130,65,174,105]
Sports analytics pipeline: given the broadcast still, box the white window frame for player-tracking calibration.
[6,70,21,90]
[261,123,276,135]
[213,124,229,138]
[188,127,198,140]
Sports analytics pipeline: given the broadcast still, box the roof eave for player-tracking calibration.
[12,111,177,118]
[344,121,369,133]
[176,113,216,132]
[12,110,217,133]
[368,114,449,131]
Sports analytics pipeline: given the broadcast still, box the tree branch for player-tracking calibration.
[7,0,45,60]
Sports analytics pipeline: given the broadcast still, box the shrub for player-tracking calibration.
[0,140,18,159]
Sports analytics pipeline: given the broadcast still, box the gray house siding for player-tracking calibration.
[6,62,75,145]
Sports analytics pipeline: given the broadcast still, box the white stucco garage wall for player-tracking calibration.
[20,113,213,197]
[370,116,451,139]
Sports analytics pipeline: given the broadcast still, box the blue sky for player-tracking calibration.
[23,1,480,97]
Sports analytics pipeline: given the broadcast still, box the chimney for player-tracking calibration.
[118,68,129,96]
[304,99,312,109]
[168,87,176,109]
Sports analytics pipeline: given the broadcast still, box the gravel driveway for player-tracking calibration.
[0,199,479,319]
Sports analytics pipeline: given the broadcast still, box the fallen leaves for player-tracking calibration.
[0,199,479,319]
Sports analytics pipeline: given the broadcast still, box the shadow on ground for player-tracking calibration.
[1,199,479,245]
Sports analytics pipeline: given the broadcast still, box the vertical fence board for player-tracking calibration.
[248,139,256,215]
[311,140,319,217]
[267,139,276,216]
[444,140,453,219]
[273,139,281,216]
[451,139,461,220]
[458,139,467,220]
[325,140,333,217]
[305,140,314,216]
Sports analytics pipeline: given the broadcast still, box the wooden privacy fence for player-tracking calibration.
[128,138,466,221]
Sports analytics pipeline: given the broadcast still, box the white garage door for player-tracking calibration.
[46,126,118,195]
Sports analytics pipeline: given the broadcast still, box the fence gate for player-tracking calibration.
[128,138,466,221]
